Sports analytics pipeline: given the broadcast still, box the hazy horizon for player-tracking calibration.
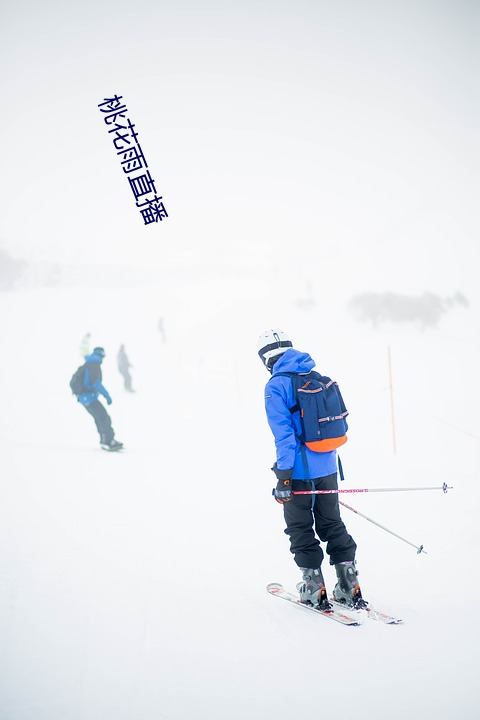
[1,0,479,299]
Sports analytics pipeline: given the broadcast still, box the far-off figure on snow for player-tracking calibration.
[258,328,367,611]
[80,332,91,358]
[70,346,123,452]
[158,317,166,343]
[117,344,134,392]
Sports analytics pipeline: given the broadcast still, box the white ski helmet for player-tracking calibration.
[257,328,293,369]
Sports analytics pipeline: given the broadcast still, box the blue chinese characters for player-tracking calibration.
[98,95,168,226]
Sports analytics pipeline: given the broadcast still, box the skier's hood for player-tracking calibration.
[85,351,103,364]
[271,348,315,375]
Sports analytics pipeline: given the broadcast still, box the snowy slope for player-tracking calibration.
[0,275,478,720]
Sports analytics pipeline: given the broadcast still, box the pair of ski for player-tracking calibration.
[267,583,403,626]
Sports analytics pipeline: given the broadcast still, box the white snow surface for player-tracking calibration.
[1,276,478,720]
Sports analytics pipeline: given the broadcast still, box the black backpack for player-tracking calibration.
[70,364,87,395]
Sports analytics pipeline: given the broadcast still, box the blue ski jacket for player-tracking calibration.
[264,348,337,480]
[77,351,112,407]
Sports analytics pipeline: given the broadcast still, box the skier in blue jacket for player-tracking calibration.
[258,329,366,610]
[77,347,123,451]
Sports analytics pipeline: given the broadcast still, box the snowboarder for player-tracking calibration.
[117,344,134,392]
[258,328,366,610]
[74,346,123,451]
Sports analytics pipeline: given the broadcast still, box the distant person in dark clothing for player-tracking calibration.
[76,347,123,451]
[158,317,166,343]
[117,344,134,392]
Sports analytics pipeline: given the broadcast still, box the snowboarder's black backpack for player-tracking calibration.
[275,371,349,452]
[70,364,87,395]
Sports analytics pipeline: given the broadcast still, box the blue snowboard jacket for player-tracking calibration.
[264,348,337,480]
[77,351,112,407]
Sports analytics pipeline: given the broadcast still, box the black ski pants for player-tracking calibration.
[283,473,356,569]
[83,400,114,444]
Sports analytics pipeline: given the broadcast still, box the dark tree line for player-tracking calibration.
[348,291,469,329]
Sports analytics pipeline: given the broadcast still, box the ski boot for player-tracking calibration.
[101,439,124,452]
[297,568,332,611]
[333,561,368,609]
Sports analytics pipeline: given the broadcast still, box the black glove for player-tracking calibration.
[271,464,293,504]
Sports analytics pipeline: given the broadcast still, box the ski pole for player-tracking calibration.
[292,482,452,496]
[338,499,427,554]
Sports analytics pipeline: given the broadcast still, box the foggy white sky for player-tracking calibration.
[1,0,479,295]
